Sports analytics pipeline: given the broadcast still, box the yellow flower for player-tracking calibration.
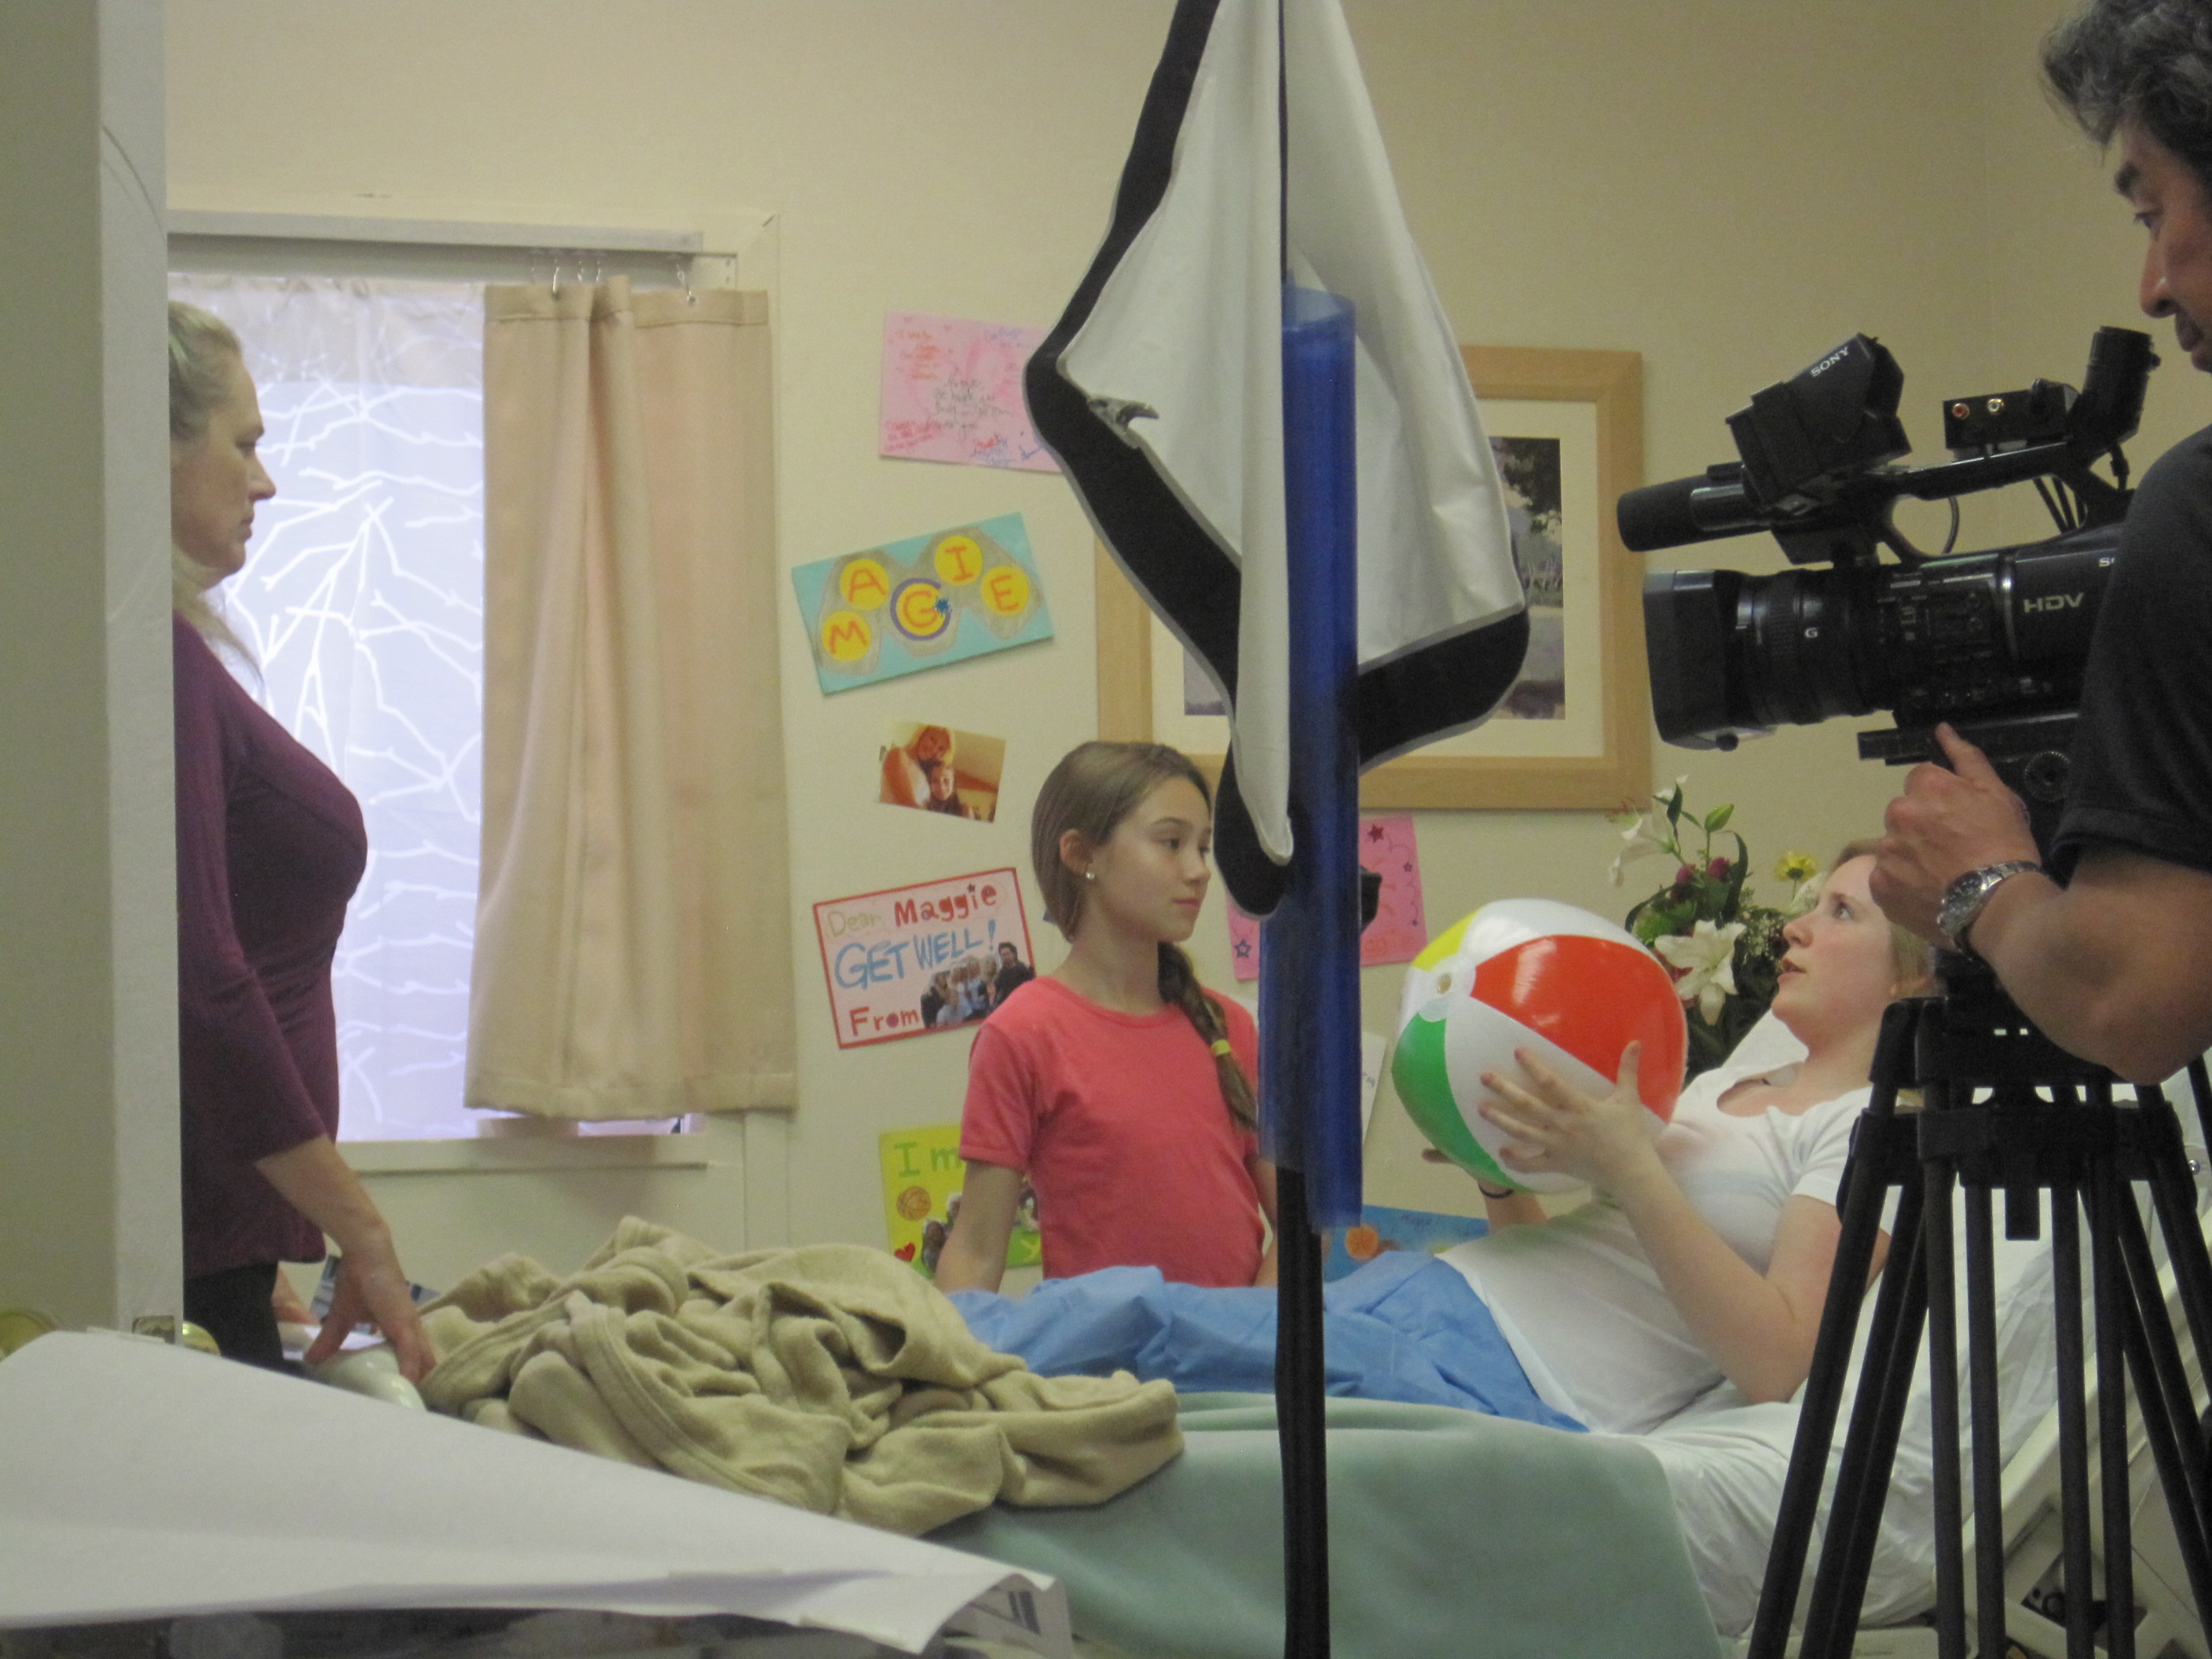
[1774,851,1818,884]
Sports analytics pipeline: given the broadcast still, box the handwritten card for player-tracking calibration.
[880,312,1058,473]
[814,866,1035,1048]
[1227,814,1427,980]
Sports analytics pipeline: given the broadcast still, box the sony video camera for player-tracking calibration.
[1621,328,2157,770]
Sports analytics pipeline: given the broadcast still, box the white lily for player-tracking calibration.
[1654,919,1745,1023]
[1608,812,1673,887]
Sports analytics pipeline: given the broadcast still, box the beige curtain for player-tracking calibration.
[469,277,795,1119]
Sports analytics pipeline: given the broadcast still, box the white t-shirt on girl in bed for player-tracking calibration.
[1441,1049,1874,1436]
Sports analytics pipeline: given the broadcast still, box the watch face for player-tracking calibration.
[1938,875,1986,947]
[1939,863,2035,950]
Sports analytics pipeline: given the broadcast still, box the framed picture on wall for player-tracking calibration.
[1095,344,1650,811]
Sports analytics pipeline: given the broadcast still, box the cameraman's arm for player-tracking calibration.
[1966,847,2212,1083]
[1874,724,2212,1082]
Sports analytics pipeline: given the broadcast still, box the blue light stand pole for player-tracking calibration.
[1262,284,1363,1659]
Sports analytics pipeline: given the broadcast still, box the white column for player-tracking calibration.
[0,0,178,1331]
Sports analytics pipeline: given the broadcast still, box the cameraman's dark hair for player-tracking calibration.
[2044,0,2212,202]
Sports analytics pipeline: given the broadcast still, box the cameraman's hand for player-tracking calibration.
[1872,723,2039,941]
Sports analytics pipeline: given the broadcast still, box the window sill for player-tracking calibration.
[341,1135,714,1176]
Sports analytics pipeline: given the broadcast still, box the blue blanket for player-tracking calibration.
[950,1251,1582,1430]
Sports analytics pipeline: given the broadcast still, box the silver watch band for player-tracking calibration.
[1937,859,2043,954]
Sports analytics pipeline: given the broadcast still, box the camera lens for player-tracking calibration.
[1644,523,2119,749]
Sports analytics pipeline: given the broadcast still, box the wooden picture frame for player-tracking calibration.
[1095,344,1650,810]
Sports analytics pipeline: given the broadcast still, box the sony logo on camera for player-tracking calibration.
[1805,344,1856,379]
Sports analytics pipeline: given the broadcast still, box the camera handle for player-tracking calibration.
[1745,972,2212,1659]
[1859,713,2079,855]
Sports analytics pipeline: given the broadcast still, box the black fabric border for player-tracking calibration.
[1358,611,1532,766]
[1024,0,1245,703]
[1024,0,1529,914]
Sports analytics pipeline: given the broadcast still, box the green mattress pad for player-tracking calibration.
[931,1392,1722,1659]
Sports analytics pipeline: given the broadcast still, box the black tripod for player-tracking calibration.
[1747,961,2212,1659]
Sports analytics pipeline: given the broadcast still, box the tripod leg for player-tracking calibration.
[1750,1090,1919,1659]
[1964,1183,2009,1658]
[2115,1188,2212,1637]
[2186,1059,2212,1171]
[2089,1148,2137,1659]
[2139,1089,2212,1412]
[2054,1186,2097,1659]
[1923,1163,1970,1659]
[1801,1195,1932,1659]
[1273,1169,1331,1659]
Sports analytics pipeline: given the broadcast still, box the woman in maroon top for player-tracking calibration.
[169,302,430,1382]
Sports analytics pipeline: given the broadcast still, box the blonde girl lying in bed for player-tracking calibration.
[950,841,1932,1437]
[1434,840,1932,1431]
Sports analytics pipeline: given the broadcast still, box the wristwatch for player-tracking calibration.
[1936,860,2043,955]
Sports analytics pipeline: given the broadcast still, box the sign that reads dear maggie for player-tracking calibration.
[813,866,1036,1049]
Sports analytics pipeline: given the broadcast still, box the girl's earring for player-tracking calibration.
[1083,870,1096,882]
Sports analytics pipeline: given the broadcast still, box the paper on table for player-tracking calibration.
[0,1331,1068,1657]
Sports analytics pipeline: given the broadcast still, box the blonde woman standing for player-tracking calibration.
[169,302,430,1381]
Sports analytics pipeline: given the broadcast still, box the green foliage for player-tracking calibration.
[1612,785,1815,1081]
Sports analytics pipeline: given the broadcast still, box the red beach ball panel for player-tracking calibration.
[1469,933,1687,1115]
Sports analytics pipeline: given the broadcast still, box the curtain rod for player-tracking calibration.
[168,209,705,255]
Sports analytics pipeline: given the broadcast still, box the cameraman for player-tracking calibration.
[1873,0,2212,1085]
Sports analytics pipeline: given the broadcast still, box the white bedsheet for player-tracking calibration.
[1624,1209,2067,1635]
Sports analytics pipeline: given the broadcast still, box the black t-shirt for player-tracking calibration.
[991,959,1035,1005]
[2053,423,2212,881]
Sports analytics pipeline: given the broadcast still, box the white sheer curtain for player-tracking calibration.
[168,273,485,1141]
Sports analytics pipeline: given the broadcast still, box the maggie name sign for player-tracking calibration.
[813,867,1036,1048]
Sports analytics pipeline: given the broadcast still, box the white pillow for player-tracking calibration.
[1716,1009,1810,1085]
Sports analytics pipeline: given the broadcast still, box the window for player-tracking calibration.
[170,273,489,1141]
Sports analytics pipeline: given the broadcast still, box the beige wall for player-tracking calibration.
[156,0,2188,1273]
[0,0,180,1330]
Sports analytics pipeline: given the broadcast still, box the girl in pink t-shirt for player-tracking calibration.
[933,742,1279,1291]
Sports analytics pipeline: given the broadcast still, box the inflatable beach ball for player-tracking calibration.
[1393,899,1687,1194]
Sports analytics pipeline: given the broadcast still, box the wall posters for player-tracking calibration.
[878,311,1058,473]
[1226,814,1427,980]
[792,514,1055,694]
[813,866,1035,1048]
[878,1122,1041,1277]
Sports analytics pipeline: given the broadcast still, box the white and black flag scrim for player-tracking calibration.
[1026,0,1529,916]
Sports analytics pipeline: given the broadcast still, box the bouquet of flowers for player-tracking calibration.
[1611,780,1820,1079]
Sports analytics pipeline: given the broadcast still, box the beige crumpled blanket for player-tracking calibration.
[417,1218,1182,1534]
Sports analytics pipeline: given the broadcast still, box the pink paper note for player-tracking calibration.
[880,312,1059,473]
[1225,815,1428,980]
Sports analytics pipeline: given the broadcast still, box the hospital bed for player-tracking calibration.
[931,1119,2212,1659]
